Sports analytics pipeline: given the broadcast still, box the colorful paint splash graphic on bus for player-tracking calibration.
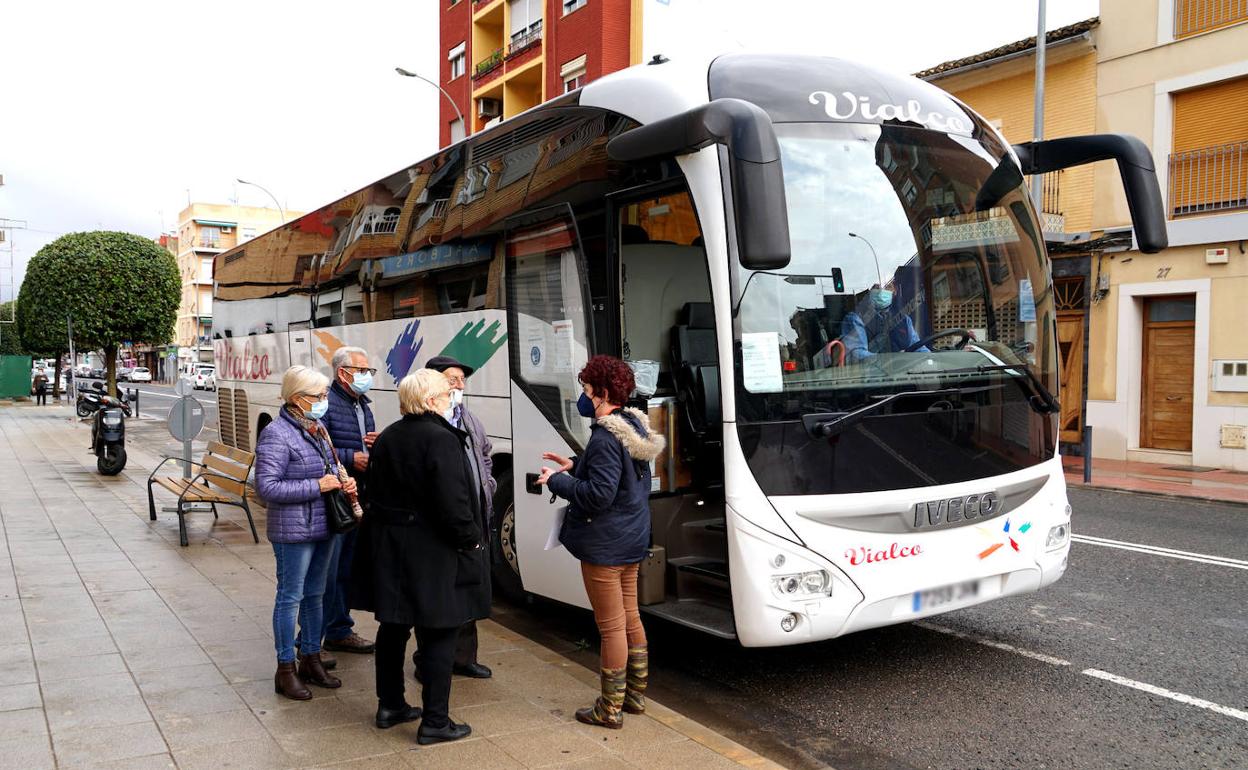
[977,517,1031,560]
[384,318,507,383]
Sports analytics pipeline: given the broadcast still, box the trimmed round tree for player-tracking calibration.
[17,231,180,395]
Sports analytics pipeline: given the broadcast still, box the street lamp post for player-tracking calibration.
[235,179,286,224]
[847,232,883,286]
[395,67,465,135]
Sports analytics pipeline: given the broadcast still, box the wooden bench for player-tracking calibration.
[147,441,258,547]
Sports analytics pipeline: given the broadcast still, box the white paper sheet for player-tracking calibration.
[544,506,567,551]
[741,332,784,393]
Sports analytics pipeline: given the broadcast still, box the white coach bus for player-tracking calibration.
[213,53,1166,647]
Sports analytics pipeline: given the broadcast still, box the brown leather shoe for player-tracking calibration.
[319,650,337,670]
[324,632,375,654]
[274,661,311,701]
[297,652,341,689]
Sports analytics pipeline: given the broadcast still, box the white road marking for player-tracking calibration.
[1072,534,1248,570]
[1082,669,1248,723]
[914,621,1072,666]
[915,621,1248,724]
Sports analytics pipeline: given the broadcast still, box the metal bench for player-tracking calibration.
[146,441,258,547]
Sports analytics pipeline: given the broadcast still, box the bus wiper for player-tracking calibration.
[940,364,1060,414]
[803,387,966,438]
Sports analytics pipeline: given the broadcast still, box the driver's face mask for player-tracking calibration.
[870,287,894,310]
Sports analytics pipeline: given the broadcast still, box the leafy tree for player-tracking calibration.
[17,231,180,395]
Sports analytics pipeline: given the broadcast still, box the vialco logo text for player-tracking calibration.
[913,492,999,529]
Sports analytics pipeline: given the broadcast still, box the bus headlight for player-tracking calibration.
[1045,522,1070,550]
[772,569,831,597]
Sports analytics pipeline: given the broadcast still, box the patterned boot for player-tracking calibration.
[623,646,648,715]
[575,667,626,729]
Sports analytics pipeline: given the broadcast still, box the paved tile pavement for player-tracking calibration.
[1062,455,1248,505]
[0,406,787,769]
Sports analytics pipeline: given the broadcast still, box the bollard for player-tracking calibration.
[1082,425,1093,483]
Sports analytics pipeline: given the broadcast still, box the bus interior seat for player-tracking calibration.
[670,302,722,486]
[620,240,711,392]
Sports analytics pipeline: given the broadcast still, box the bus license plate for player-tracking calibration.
[912,580,979,613]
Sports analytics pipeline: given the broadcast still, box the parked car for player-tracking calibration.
[129,367,152,383]
[117,367,134,381]
[90,368,106,379]
[193,365,215,391]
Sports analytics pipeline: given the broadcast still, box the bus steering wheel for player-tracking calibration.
[905,328,973,352]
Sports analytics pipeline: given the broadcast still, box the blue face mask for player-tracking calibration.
[576,392,596,418]
[350,371,373,394]
[870,288,894,310]
[306,398,329,420]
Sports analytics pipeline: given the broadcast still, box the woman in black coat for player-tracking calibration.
[351,368,489,745]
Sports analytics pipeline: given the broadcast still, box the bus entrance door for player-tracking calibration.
[505,206,595,609]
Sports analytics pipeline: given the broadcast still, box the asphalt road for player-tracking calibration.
[78,378,220,458]
[492,487,1248,770]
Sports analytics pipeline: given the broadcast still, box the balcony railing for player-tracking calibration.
[507,22,542,58]
[1175,0,1248,38]
[1041,170,1063,216]
[197,239,222,249]
[361,210,400,235]
[1168,141,1248,217]
[473,48,503,80]
[415,198,450,230]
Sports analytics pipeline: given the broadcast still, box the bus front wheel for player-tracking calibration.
[491,470,526,603]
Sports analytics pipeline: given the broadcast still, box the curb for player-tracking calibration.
[482,619,792,770]
[1066,479,1248,509]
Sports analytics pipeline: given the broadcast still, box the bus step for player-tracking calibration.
[639,599,735,639]
[682,518,727,534]
[671,557,729,583]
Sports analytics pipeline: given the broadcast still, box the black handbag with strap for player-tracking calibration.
[316,431,359,535]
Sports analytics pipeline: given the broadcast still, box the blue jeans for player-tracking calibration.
[322,529,358,642]
[272,539,335,664]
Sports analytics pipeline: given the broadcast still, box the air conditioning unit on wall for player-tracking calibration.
[477,97,502,118]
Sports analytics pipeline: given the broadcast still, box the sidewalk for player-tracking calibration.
[1062,455,1248,506]
[0,407,786,770]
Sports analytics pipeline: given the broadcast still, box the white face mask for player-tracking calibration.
[449,389,464,407]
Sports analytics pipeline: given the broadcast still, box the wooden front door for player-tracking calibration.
[1054,277,1087,444]
[1056,313,1085,443]
[1141,295,1196,451]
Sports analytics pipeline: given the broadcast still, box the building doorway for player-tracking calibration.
[1140,295,1196,451]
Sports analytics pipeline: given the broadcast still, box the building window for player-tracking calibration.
[509,0,542,49]
[448,42,466,80]
[561,54,587,93]
[563,0,587,14]
[449,117,465,143]
[199,226,220,248]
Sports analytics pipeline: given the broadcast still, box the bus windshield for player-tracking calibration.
[734,121,1057,495]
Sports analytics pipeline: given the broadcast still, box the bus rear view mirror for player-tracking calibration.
[1013,134,1168,253]
[607,98,791,271]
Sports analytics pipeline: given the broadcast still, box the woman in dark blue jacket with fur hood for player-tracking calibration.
[537,355,664,730]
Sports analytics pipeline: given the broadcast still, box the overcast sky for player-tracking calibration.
[0,0,1097,297]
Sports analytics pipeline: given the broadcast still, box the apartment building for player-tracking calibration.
[171,203,291,369]
[1085,0,1248,470]
[438,0,644,147]
[919,19,1101,449]
[922,2,1248,470]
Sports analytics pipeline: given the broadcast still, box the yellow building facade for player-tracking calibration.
[1089,0,1248,470]
[172,203,291,369]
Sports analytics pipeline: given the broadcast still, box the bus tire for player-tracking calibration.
[490,469,526,603]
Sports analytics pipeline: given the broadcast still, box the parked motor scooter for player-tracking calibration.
[91,405,127,475]
[76,381,131,419]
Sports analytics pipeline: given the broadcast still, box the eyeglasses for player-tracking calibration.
[344,366,378,376]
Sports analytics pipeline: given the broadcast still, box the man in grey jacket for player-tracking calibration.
[420,354,495,679]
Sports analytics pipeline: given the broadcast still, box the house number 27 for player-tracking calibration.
[1156,266,1172,279]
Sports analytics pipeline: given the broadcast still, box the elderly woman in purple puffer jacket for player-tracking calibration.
[256,365,358,701]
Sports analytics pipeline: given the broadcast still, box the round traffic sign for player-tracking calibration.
[174,378,193,397]
[168,396,206,441]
